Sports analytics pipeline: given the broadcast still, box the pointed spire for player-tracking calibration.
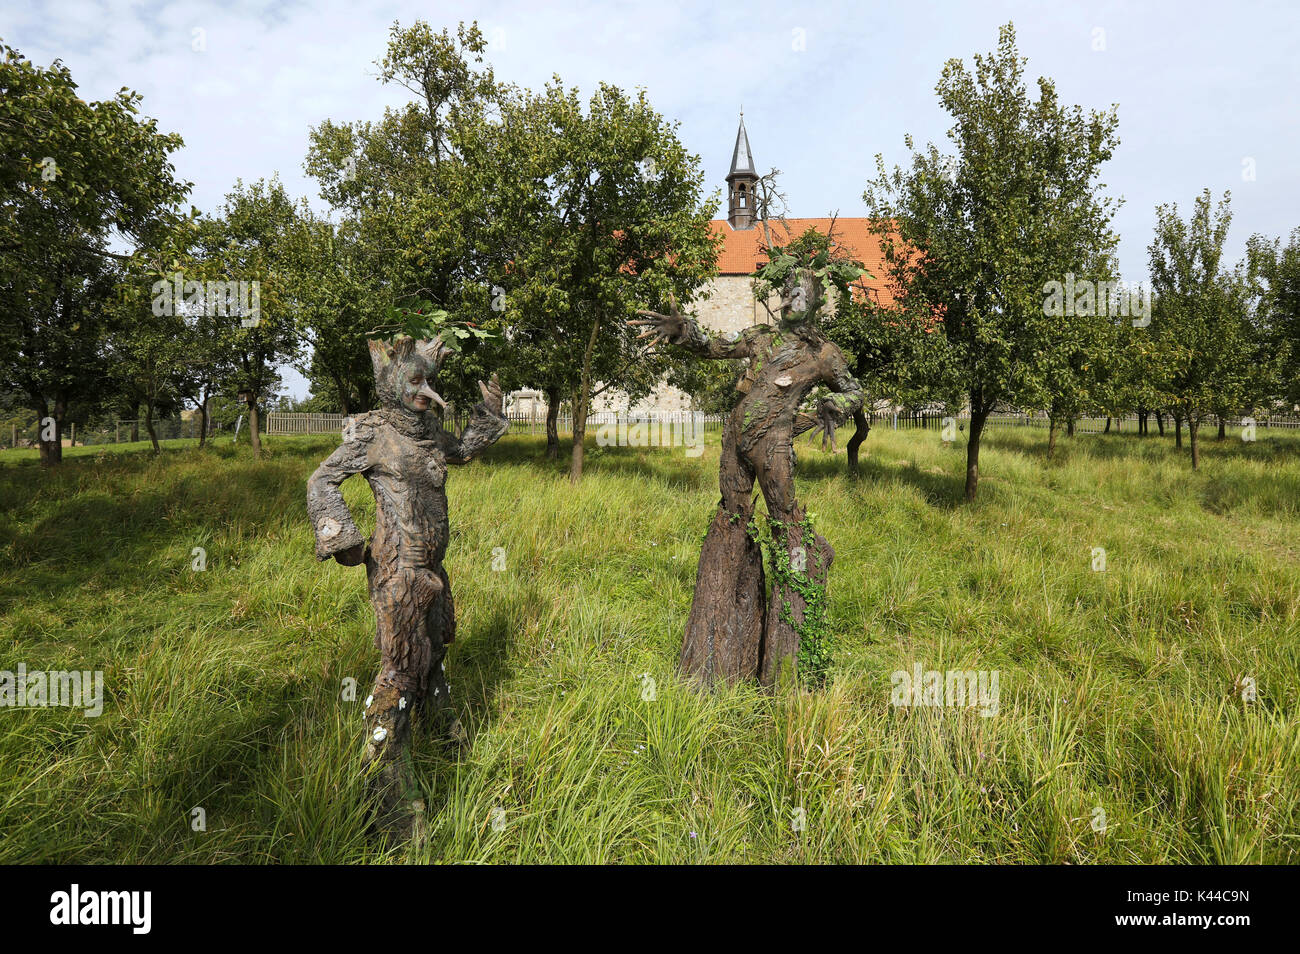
[727,111,755,180]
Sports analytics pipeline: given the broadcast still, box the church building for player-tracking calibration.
[518,114,897,416]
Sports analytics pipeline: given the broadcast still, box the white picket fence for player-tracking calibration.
[267,409,1298,438]
[265,413,349,435]
[266,410,727,437]
[505,410,725,436]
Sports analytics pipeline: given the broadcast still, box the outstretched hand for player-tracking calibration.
[629,293,687,346]
[477,374,505,418]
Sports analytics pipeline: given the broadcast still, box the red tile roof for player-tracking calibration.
[709,217,901,306]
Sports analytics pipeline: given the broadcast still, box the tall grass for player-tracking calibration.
[0,425,1296,863]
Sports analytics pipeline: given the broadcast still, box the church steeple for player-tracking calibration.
[725,111,759,230]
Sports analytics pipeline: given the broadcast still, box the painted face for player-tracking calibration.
[780,270,823,328]
[368,335,450,412]
[398,357,446,414]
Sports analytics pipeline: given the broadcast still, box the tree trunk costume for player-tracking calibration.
[307,335,508,823]
[634,271,864,686]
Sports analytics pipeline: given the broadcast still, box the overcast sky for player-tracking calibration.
[5,0,1298,399]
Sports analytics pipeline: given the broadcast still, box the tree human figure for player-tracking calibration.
[307,333,507,831]
[632,234,866,685]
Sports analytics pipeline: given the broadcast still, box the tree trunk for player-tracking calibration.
[964,405,989,502]
[1217,416,1226,440]
[1067,418,1075,437]
[569,388,587,484]
[198,396,210,449]
[1104,416,1112,434]
[1155,411,1165,436]
[1174,413,1183,449]
[679,502,767,684]
[846,410,870,474]
[247,395,262,460]
[545,386,561,460]
[37,401,63,466]
[144,400,160,454]
[130,407,140,443]
[1190,418,1201,469]
[569,317,601,484]
[334,375,351,417]
[1047,413,1059,458]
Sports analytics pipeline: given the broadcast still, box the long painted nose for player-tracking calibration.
[418,382,448,410]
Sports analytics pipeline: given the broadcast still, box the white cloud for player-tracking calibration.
[4,0,1298,399]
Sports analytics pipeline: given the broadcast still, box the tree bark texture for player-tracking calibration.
[544,386,561,459]
[247,395,261,460]
[307,335,508,835]
[965,405,990,502]
[846,410,870,474]
[635,273,863,687]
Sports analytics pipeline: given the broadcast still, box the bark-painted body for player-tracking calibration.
[307,335,507,830]
[634,272,864,686]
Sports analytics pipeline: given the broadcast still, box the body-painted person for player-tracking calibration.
[307,334,507,829]
[631,266,864,687]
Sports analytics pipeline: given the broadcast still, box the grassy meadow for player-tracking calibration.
[0,423,1297,864]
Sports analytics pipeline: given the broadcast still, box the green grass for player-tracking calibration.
[1,424,1297,863]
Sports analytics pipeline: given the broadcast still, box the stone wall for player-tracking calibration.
[590,275,780,413]
[515,275,781,415]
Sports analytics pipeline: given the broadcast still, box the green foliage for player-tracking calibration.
[303,20,507,410]
[3,427,1299,863]
[373,299,495,355]
[0,41,191,454]
[863,22,1122,495]
[762,514,835,686]
[1146,190,1274,454]
[1245,228,1300,409]
[465,77,720,476]
[752,227,867,318]
[191,177,305,423]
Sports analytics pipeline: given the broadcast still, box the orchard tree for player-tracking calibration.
[304,20,505,413]
[864,23,1121,499]
[469,80,719,482]
[105,262,187,453]
[1246,228,1300,410]
[0,43,190,463]
[1147,190,1260,468]
[283,215,378,415]
[195,178,303,459]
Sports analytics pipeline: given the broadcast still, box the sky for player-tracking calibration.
[5,0,1299,399]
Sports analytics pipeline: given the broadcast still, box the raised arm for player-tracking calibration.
[630,294,762,360]
[437,374,510,465]
[307,419,375,564]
